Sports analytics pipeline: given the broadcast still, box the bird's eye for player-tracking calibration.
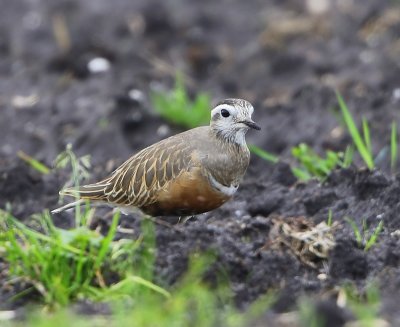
[221,109,230,118]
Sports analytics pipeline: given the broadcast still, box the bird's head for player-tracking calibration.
[210,98,260,145]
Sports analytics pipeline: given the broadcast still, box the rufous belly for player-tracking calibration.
[140,168,229,216]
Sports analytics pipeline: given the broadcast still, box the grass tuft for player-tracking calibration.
[336,92,374,170]
[327,209,333,227]
[345,217,384,251]
[391,122,398,172]
[2,258,274,327]
[54,144,92,227]
[340,283,382,327]
[0,209,167,308]
[291,143,347,181]
[150,73,211,129]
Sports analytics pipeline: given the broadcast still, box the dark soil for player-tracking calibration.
[2,0,400,325]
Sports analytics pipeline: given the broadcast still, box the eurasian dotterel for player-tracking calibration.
[52,98,260,216]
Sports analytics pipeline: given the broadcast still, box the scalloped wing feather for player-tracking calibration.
[61,135,196,208]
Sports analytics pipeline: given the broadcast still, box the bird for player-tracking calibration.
[52,98,260,216]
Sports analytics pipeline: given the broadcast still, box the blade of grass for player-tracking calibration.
[327,209,333,227]
[336,92,374,169]
[5,214,84,256]
[342,145,355,168]
[362,118,372,154]
[17,151,50,174]
[104,275,171,299]
[291,167,312,181]
[94,210,120,271]
[364,220,384,252]
[391,122,397,171]
[345,217,363,247]
[249,145,279,163]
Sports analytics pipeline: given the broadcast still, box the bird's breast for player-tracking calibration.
[139,167,230,216]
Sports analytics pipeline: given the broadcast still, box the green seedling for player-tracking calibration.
[337,94,399,171]
[248,144,279,163]
[291,143,347,181]
[327,209,333,227]
[298,298,325,327]
[391,122,397,171]
[251,143,352,181]
[17,151,50,174]
[151,73,211,129]
[336,92,374,169]
[298,283,383,327]
[54,144,91,188]
[342,145,355,168]
[54,144,91,227]
[345,217,384,251]
[341,283,382,327]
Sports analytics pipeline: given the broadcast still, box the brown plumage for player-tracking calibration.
[53,98,260,216]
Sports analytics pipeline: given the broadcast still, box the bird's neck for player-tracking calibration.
[206,128,250,187]
[211,127,248,148]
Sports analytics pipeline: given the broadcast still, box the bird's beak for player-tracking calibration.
[240,119,261,130]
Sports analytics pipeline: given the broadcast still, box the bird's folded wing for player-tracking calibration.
[62,136,197,207]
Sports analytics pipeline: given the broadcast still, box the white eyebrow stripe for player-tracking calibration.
[211,104,236,117]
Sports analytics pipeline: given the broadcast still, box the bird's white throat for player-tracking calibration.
[208,173,238,196]
[216,128,248,146]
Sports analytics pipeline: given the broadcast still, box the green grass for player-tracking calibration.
[342,283,382,327]
[345,217,384,251]
[327,209,333,227]
[298,298,325,327]
[391,122,397,171]
[253,94,399,180]
[0,210,273,326]
[150,73,211,129]
[291,143,350,181]
[17,151,50,174]
[250,143,352,182]
[336,92,375,170]
[1,147,166,309]
[248,145,279,163]
[2,256,274,327]
[0,209,168,308]
[337,92,400,172]
[54,144,92,227]
[299,283,384,327]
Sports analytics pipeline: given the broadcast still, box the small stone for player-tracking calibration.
[87,57,111,73]
[235,210,243,217]
[393,88,400,101]
[128,89,145,102]
[11,94,39,109]
[306,0,331,14]
[157,124,170,137]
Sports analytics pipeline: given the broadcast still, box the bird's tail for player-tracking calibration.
[52,180,111,214]
[60,182,109,200]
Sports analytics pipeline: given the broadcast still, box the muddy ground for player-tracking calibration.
[1,0,400,325]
